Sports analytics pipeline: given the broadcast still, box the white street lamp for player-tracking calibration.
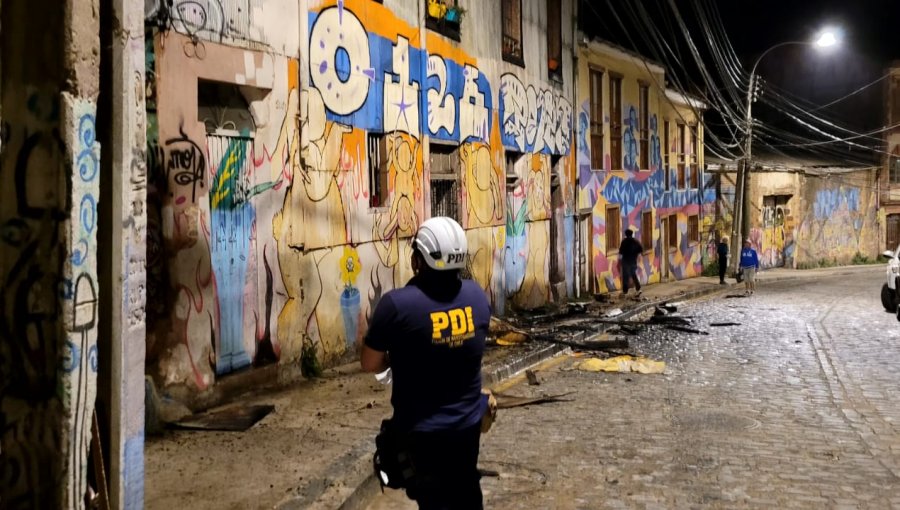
[814,29,839,49]
[728,28,842,276]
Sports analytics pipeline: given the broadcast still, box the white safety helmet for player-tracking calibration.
[413,217,468,271]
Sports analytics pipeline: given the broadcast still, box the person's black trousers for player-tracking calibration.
[622,262,640,293]
[406,423,483,510]
[718,255,727,283]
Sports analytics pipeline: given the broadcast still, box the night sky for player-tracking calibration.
[580,0,900,161]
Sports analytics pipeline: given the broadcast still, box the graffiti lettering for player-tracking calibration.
[383,36,420,136]
[309,6,373,115]
[500,73,572,155]
[164,127,206,203]
[459,65,490,142]
[168,0,266,46]
[426,55,456,136]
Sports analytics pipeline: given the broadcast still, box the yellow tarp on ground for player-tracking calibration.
[575,355,666,374]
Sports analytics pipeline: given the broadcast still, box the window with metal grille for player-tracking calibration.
[641,210,652,250]
[368,134,389,208]
[605,206,620,254]
[688,215,699,244]
[590,68,604,170]
[663,120,670,190]
[546,0,562,80]
[430,143,460,222]
[502,0,523,65]
[890,156,900,184]
[639,83,649,170]
[610,74,622,169]
[668,215,678,249]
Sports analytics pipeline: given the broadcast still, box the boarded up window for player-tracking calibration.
[590,68,604,170]
[502,0,523,64]
[639,83,649,170]
[668,215,678,249]
[888,214,900,251]
[641,210,653,250]
[547,0,562,80]
[430,144,460,222]
[688,215,699,244]
[610,75,623,169]
[606,206,620,254]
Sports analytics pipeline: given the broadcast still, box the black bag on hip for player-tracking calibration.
[373,419,416,491]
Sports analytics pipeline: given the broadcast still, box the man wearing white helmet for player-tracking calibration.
[362,216,490,509]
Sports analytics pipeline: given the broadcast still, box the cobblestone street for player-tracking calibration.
[369,268,900,509]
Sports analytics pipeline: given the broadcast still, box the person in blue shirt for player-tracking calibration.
[739,240,760,295]
[362,216,490,509]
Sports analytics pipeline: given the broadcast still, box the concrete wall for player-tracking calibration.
[739,169,879,269]
[0,0,102,507]
[145,0,576,395]
[575,42,711,294]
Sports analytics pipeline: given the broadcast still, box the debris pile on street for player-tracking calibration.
[573,355,666,374]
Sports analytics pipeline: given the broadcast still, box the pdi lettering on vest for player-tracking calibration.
[430,306,475,342]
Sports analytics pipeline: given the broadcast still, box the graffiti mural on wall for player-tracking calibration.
[64,102,102,508]
[0,89,68,508]
[499,73,573,155]
[149,0,574,385]
[158,0,268,47]
[792,184,874,266]
[577,98,710,293]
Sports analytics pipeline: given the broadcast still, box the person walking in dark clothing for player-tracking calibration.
[717,237,729,284]
[619,229,643,296]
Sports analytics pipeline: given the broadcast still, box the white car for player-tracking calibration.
[882,244,900,313]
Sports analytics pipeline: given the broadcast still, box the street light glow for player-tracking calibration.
[814,29,839,48]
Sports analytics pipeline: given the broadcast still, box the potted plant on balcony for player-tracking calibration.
[445,5,466,24]
[428,0,447,19]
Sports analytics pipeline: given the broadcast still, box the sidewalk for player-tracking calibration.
[143,264,880,510]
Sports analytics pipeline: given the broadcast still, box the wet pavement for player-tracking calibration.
[368,268,900,509]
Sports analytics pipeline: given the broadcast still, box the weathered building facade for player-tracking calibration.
[710,159,880,269]
[880,62,900,250]
[144,0,578,396]
[575,40,713,294]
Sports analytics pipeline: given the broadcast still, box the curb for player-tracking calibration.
[309,281,739,510]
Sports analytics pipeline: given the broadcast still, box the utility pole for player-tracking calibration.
[730,73,756,276]
[728,34,838,276]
